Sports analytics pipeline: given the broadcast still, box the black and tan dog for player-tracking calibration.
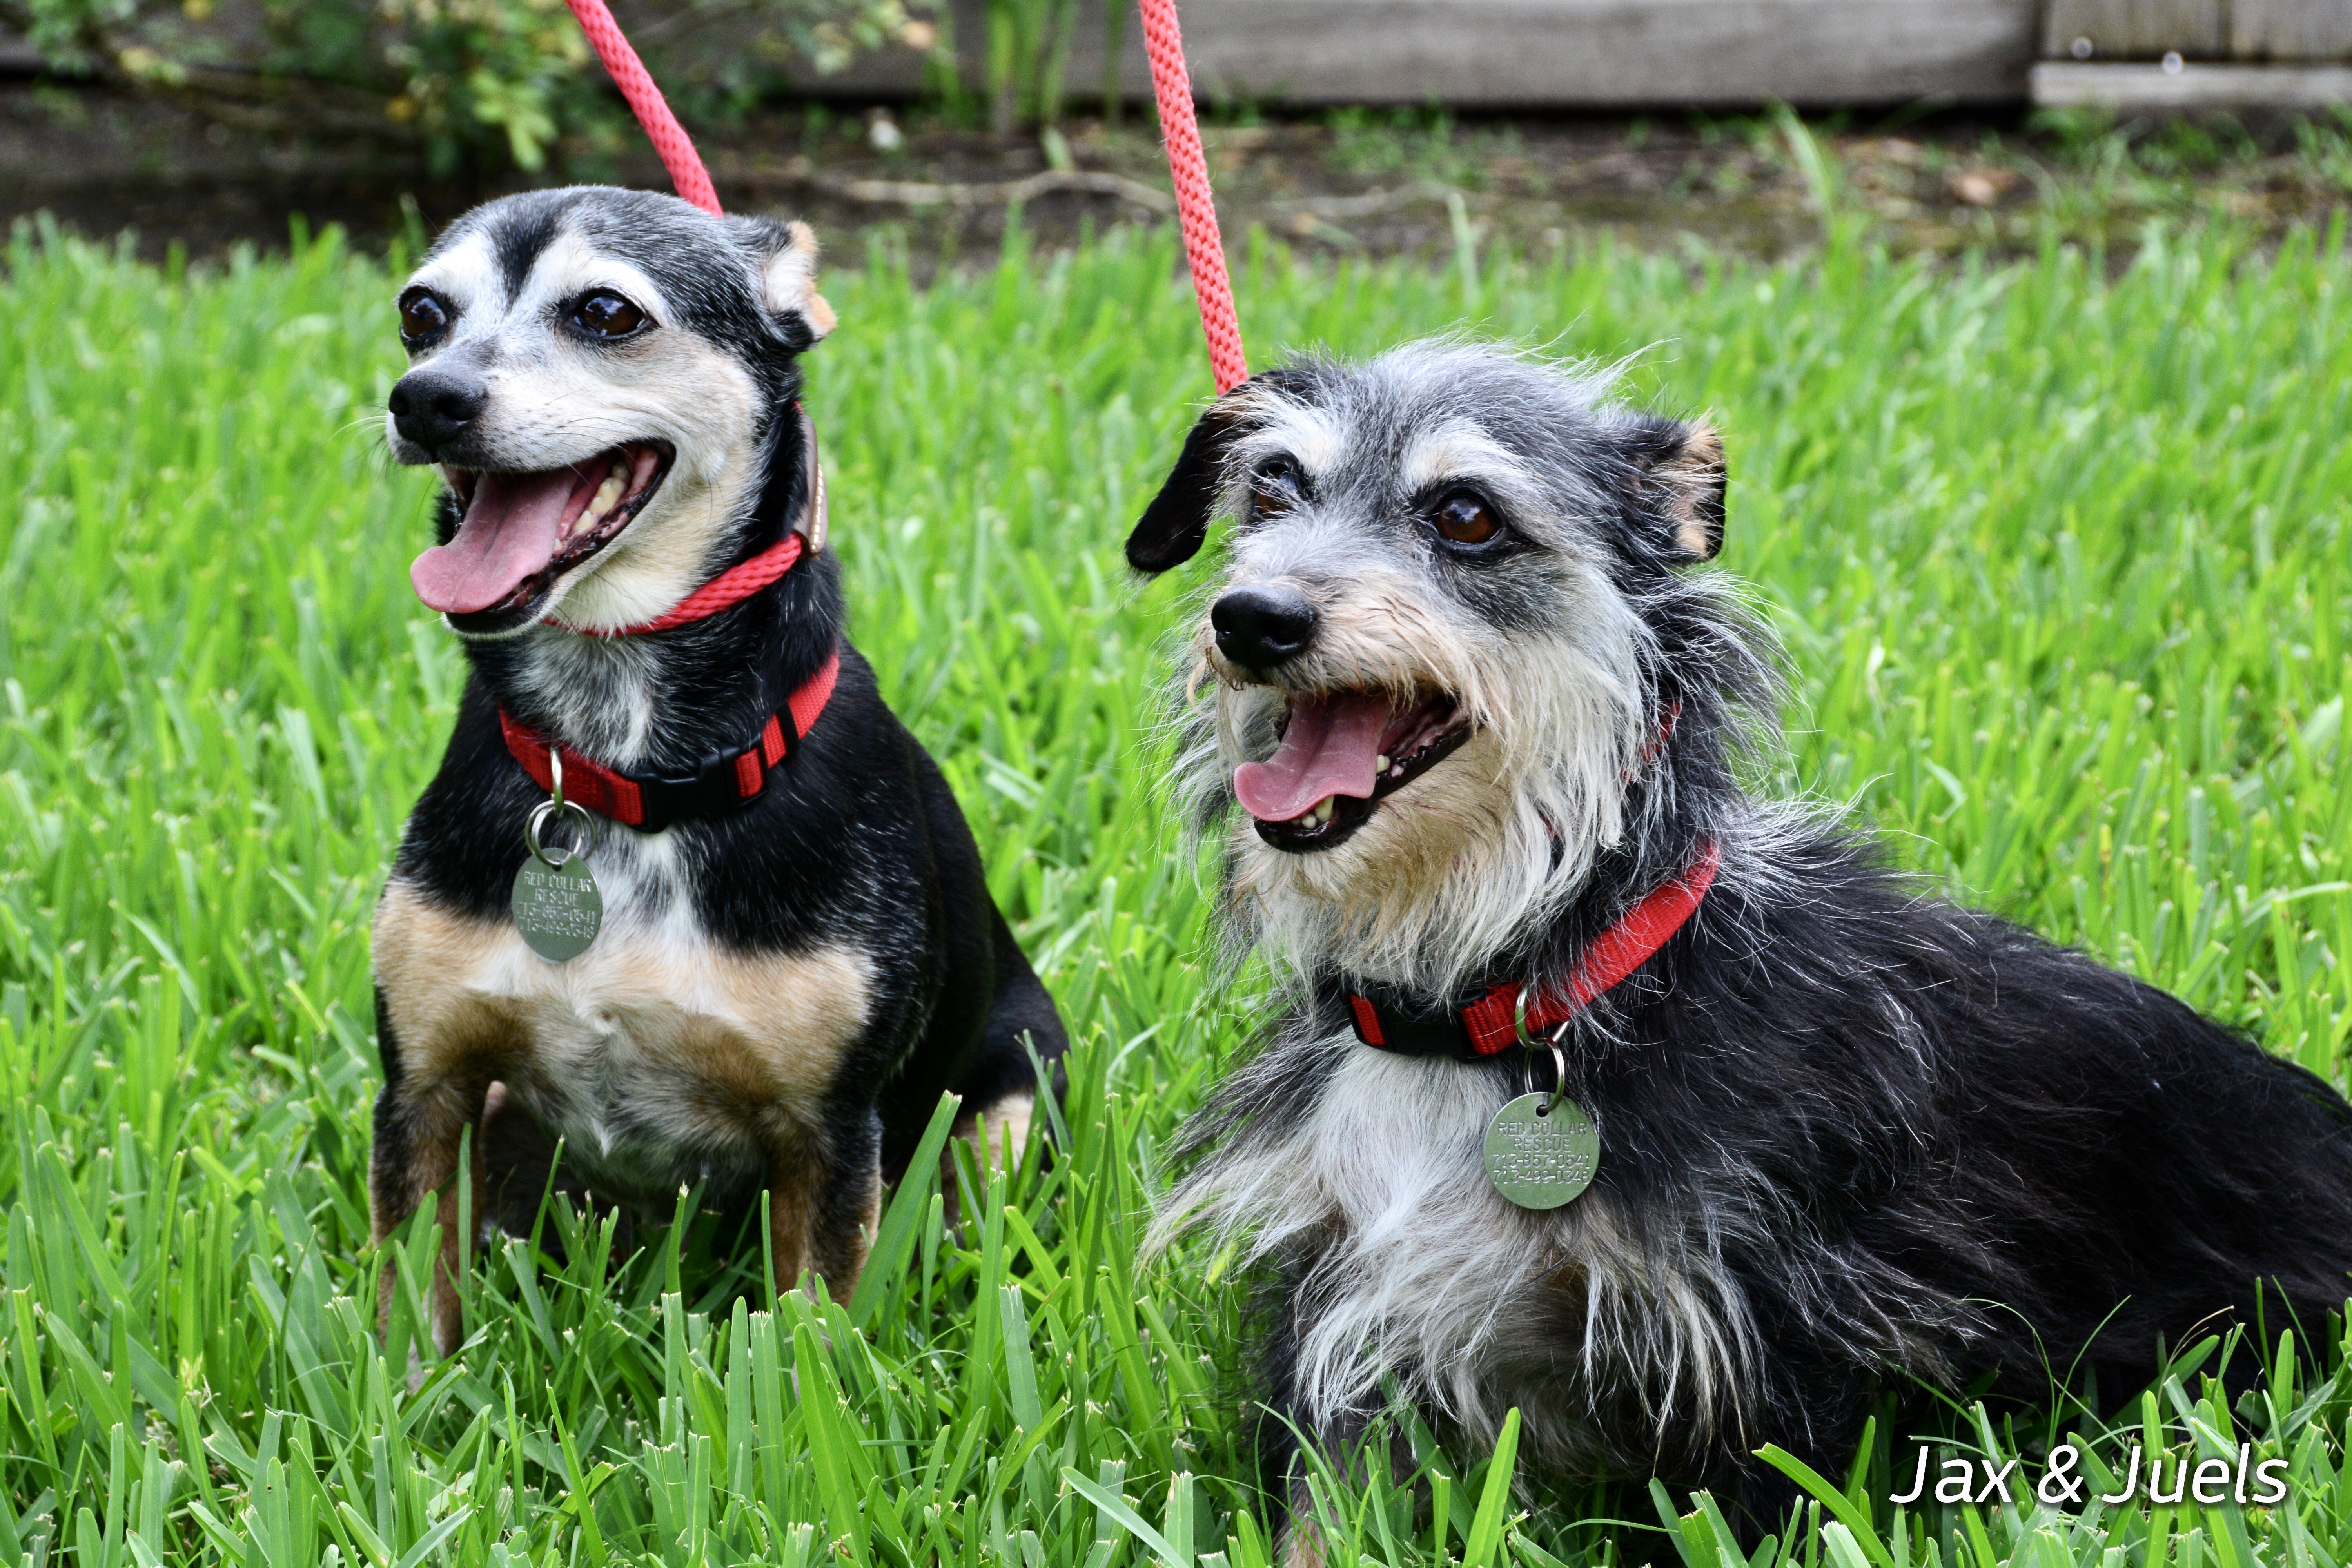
[371,187,1063,1354]
[1138,343,2352,1543]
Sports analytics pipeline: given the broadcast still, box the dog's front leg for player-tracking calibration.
[935,1089,1037,1231]
[369,1071,492,1359]
[952,1091,1035,1176]
[1276,1414,1427,1568]
[1251,1307,1372,1568]
[763,1108,882,1302]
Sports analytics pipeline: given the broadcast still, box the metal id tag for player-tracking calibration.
[1483,1093,1600,1210]
[514,790,602,963]
[513,846,602,962]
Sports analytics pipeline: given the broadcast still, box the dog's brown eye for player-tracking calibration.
[573,292,647,338]
[399,292,450,343]
[1251,460,1303,519]
[1432,492,1502,546]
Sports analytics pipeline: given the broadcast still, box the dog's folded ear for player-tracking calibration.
[1629,416,1727,563]
[730,217,837,351]
[1128,370,1303,574]
[1127,403,1241,573]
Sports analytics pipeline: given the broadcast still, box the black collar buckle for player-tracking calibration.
[1342,982,1491,1061]
[627,716,791,833]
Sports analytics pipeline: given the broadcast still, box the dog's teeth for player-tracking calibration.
[1283,796,1339,829]
[1375,754,1390,773]
[586,472,626,522]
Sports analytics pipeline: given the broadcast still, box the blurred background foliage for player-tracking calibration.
[0,0,932,176]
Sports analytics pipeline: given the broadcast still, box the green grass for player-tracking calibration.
[0,207,2347,1567]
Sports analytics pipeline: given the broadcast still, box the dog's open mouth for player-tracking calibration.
[1237,690,1472,853]
[410,442,673,625]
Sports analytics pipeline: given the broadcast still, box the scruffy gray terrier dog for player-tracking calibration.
[1134,343,2352,1548]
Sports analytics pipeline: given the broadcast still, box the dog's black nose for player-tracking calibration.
[1212,586,1318,671]
[388,369,489,452]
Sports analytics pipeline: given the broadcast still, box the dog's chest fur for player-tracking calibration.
[375,830,873,1203]
[1223,1034,1753,1472]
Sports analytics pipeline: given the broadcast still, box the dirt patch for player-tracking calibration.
[6,82,2348,270]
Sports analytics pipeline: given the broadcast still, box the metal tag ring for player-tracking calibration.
[1514,987,1573,1114]
[526,798,595,867]
[1513,985,1572,1052]
[1539,1041,1567,1116]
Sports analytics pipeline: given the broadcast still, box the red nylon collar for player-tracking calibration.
[583,532,805,637]
[1347,839,1721,1058]
[545,403,827,638]
[503,407,835,829]
[498,647,840,831]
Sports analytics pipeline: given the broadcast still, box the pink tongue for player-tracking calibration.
[1234,692,1391,823]
[410,468,602,615]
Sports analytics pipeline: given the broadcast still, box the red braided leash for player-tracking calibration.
[1137,0,1247,393]
[521,15,860,829]
[570,0,1241,393]
[563,0,722,215]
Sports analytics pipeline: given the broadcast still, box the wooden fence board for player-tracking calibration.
[13,0,2342,111]
[2230,0,2352,61]
[2042,0,2352,60]
[2029,59,2352,101]
[805,0,2038,106]
[2041,0,2226,58]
